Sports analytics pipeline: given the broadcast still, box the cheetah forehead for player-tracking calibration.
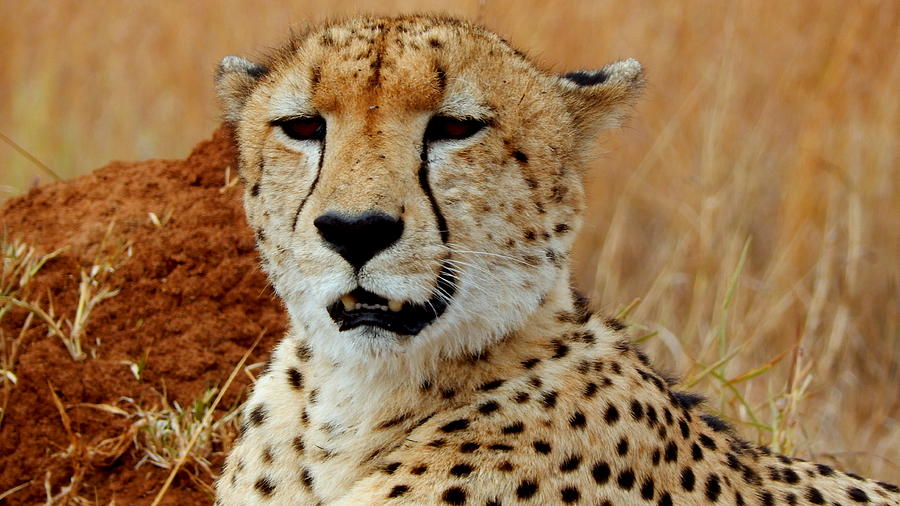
[259,16,541,118]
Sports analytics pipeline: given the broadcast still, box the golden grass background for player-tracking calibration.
[1,0,897,481]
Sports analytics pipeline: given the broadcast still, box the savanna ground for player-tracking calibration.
[1,0,897,503]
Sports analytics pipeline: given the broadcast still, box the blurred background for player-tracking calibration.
[1,0,897,479]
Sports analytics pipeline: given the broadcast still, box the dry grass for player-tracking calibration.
[0,0,897,482]
[0,226,127,362]
[0,234,64,427]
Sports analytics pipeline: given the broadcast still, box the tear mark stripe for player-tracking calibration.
[418,144,450,244]
[291,138,326,232]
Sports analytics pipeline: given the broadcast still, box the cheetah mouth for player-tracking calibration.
[326,264,456,336]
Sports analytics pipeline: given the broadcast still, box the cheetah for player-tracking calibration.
[214,15,899,505]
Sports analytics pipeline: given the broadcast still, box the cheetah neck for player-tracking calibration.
[299,276,581,435]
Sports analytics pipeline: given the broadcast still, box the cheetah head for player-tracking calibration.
[216,16,642,367]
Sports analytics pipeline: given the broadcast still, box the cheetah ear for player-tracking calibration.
[557,58,644,135]
[215,56,269,122]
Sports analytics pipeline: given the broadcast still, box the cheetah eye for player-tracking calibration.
[274,116,326,142]
[424,116,487,142]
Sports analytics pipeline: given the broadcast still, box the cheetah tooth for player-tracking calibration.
[341,294,357,311]
[388,300,403,312]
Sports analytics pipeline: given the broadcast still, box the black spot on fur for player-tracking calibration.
[513,150,529,163]
[806,487,825,504]
[563,70,609,86]
[560,454,581,472]
[847,487,869,502]
[516,480,538,499]
[533,440,551,454]
[377,412,412,429]
[459,442,479,453]
[617,469,636,490]
[725,453,740,469]
[388,485,409,498]
[296,344,312,361]
[479,379,504,391]
[705,474,722,501]
[616,437,629,456]
[782,467,800,484]
[692,443,703,461]
[877,481,900,493]
[442,486,467,505]
[411,465,428,475]
[551,340,569,359]
[701,414,730,432]
[254,477,275,496]
[698,433,717,450]
[816,463,835,476]
[641,478,655,500]
[569,411,587,429]
[630,399,644,420]
[541,391,558,408]
[502,422,524,434]
[681,467,695,491]
[478,400,501,415]
[440,419,469,433]
[658,492,673,506]
[592,462,611,484]
[489,443,513,451]
[604,404,620,424]
[521,358,541,369]
[572,330,596,344]
[449,463,474,477]
[664,441,678,462]
[287,368,303,389]
[300,467,314,489]
[561,486,580,503]
[248,405,267,426]
[292,435,304,454]
[383,462,401,474]
[606,317,626,331]
[672,391,705,409]
[250,182,260,197]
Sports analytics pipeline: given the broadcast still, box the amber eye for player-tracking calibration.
[275,116,326,141]
[424,116,487,142]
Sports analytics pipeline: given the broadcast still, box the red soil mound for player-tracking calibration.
[0,127,285,504]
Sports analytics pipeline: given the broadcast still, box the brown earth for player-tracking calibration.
[0,127,285,504]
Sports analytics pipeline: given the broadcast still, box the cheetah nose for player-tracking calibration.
[314,211,404,270]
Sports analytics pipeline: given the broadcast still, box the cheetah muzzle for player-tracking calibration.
[326,264,456,335]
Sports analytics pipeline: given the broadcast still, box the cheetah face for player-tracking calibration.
[216,17,642,366]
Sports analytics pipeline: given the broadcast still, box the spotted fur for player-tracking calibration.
[214,15,898,506]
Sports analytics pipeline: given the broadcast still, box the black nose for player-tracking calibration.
[313,211,405,270]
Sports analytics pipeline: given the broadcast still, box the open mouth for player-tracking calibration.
[326,265,456,336]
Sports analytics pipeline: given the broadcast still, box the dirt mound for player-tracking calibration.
[0,127,286,504]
